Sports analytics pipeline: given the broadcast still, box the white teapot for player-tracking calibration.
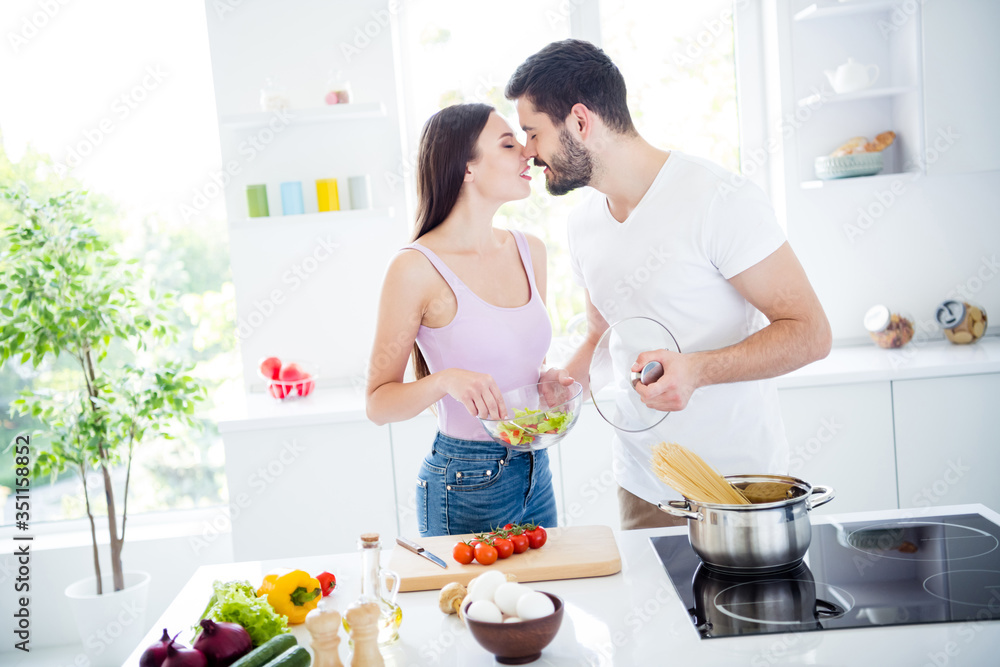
[824,58,879,94]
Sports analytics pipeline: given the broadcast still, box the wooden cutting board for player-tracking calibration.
[388,525,622,592]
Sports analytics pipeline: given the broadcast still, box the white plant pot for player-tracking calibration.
[65,570,152,667]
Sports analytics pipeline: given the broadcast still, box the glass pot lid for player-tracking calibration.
[589,316,681,432]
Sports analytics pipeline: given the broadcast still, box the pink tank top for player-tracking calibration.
[403,229,552,441]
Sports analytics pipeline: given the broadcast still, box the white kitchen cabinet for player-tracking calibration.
[389,413,439,538]
[778,381,897,515]
[921,0,1000,174]
[222,420,396,561]
[556,401,621,529]
[893,373,1000,512]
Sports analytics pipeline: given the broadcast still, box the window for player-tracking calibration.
[0,0,234,524]
[600,0,741,172]
[396,0,586,342]
[396,0,742,361]
[0,0,746,525]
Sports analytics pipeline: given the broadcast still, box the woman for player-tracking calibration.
[365,103,558,537]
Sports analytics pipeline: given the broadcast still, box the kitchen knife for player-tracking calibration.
[396,536,448,569]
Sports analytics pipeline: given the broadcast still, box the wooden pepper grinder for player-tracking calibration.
[345,602,383,667]
[305,606,344,667]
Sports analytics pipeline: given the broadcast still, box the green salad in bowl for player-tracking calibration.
[480,381,583,451]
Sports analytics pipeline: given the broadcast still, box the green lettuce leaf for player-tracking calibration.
[197,579,289,647]
[496,408,573,444]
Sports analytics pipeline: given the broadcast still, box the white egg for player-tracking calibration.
[516,591,555,620]
[503,617,522,623]
[466,599,503,623]
[468,570,507,602]
[494,582,531,616]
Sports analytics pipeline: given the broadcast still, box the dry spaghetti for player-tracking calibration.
[651,442,751,505]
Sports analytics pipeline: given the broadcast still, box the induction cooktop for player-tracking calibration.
[650,512,1000,639]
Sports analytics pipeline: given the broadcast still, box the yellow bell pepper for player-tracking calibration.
[257,569,322,625]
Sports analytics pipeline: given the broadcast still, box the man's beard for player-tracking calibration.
[538,128,594,196]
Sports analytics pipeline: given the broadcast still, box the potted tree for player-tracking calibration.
[0,186,206,664]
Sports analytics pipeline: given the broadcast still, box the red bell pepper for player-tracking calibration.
[316,571,336,596]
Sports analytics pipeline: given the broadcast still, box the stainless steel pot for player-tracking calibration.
[658,474,835,573]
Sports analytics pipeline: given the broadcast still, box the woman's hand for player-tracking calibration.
[538,367,576,406]
[438,369,508,420]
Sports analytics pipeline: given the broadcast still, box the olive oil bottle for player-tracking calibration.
[342,532,402,645]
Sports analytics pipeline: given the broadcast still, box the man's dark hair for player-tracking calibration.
[505,39,636,136]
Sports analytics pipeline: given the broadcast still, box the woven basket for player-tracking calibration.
[814,152,884,180]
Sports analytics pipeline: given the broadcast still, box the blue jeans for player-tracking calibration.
[415,432,558,537]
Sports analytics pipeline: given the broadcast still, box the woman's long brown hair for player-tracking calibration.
[409,103,494,381]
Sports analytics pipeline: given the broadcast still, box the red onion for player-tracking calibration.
[140,630,185,667]
[162,642,207,667]
[193,619,252,667]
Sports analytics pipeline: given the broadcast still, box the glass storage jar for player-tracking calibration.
[935,299,988,344]
[260,77,290,112]
[864,304,915,349]
[324,70,352,105]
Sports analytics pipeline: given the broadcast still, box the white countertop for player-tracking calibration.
[776,335,1000,388]
[218,384,368,433]
[218,337,1000,431]
[125,504,1000,666]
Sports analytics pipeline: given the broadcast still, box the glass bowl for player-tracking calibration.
[478,381,583,451]
[258,361,318,400]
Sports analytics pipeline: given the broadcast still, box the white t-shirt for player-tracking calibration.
[568,151,789,506]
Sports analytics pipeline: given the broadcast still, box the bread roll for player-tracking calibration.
[831,136,868,156]
[864,131,896,152]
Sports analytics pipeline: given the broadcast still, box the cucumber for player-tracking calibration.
[266,646,311,666]
[230,633,297,667]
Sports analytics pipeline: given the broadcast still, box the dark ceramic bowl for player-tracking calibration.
[462,592,564,664]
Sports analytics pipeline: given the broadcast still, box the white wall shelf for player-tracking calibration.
[219,102,386,129]
[794,1,898,22]
[800,168,921,189]
[797,85,917,108]
[231,207,395,228]
[206,0,409,394]
[785,0,925,189]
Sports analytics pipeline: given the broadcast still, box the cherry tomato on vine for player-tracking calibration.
[526,525,547,549]
[510,533,529,554]
[494,537,513,559]
[474,542,498,565]
[453,541,475,565]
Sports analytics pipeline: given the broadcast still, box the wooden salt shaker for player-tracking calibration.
[305,606,344,667]
[346,602,384,667]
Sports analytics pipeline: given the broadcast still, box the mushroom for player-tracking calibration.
[439,582,467,617]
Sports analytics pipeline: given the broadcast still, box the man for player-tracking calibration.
[505,39,831,530]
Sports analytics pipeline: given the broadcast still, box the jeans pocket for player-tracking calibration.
[415,478,428,534]
[447,459,504,491]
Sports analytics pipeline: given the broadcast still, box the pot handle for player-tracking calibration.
[807,485,836,510]
[658,500,703,521]
[815,598,847,620]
